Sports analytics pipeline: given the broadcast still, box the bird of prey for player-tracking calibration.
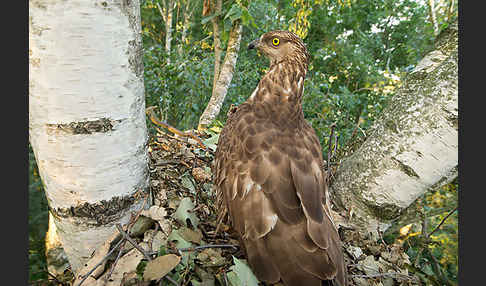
[213,30,347,286]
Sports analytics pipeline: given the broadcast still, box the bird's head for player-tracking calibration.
[248,30,310,67]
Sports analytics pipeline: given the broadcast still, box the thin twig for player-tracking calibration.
[223,270,229,286]
[105,195,148,280]
[164,275,180,286]
[327,123,336,172]
[115,224,153,261]
[178,244,238,252]
[147,107,208,150]
[428,206,457,237]
[76,238,126,286]
[106,239,127,280]
[127,191,149,229]
[351,272,416,280]
[46,270,62,284]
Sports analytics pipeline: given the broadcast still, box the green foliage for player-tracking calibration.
[384,181,458,285]
[28,145,49,282]
[226,256,259,286]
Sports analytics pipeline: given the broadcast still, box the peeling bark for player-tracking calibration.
[29,0,149,272]
[330,22,458,236]
[198,20,243,130]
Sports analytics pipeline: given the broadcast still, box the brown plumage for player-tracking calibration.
[213,30,347,286]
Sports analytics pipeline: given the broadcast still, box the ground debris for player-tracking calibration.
[62,130,418,286]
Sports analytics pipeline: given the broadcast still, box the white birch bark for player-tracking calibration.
[29,0,149,272]
[157,0,176,64]
[178,0,195,54]
[330,22,458,236]
[428,0,439,36]
[211,0,223,95]
[198,20,243,130]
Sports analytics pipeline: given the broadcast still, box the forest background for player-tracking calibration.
[29,0,458,284]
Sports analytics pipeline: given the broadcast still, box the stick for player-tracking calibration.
[351,272,415,279]
[147,107,208,150]
[428,206,457,237]
[106,239,127,280]
[327,123,336,171]
[178,244,238,252]
[76,238,126,286]
[164,275,180,286]
[115,224,153,261]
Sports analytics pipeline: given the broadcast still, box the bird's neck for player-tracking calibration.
[248,59,307,112]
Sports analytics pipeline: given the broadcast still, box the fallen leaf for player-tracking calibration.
[141,205,167,223]
[102,248,144,286]
[143,254,181,281]
[202,133,219,151]
[167,229,194,265]
[347,245,363,260]
[173,197,200,228]
[192,167,211,183]
[192,265,216,286]
[129,216,154,237]
[196,248,227,267]
[226,256,259,286]
[178,226,203,244]
[74,232,122,282]
[180,172,196,193]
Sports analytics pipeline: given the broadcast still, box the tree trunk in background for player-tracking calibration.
[29,0,149,273]
[427,0,439,36]
[211,0,223,95]
[178,0,195,54]
[198,20,243,130]
[157,0,176,64]
[330,22,458,237]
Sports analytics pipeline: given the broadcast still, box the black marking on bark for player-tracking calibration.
[391,157,420,179]
[46,118,122,135]
[367,202,402,221]
[117,0,144,78]
[51,191,145,226]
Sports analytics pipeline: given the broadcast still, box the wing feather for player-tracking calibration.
[214,92,346,286]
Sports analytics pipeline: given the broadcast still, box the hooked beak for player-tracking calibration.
[248,38,260,50]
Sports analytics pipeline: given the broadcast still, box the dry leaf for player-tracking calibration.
[178,226,203,244]
[103,248,144,286]
[143,254,181,281]
[141,205,167,222]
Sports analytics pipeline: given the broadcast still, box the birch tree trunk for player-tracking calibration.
[330,22,458,237]
[178,0,195,54]
[157,0,176,64]
[427,0,439,36]
[211,0,223,95]
[198,20,243,130]
[29,0,149,272]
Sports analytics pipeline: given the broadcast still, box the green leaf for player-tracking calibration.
[201,11,221,25]
[202,133,220,151]
[173,197,200,228]
[224,3,242,22]
[226,256,259,286]
[180,172,196,193]
[167,229,193,265]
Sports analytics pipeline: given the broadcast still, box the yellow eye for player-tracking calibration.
[272,38,280,46]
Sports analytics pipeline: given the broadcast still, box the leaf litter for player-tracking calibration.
[66,128,417,286]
